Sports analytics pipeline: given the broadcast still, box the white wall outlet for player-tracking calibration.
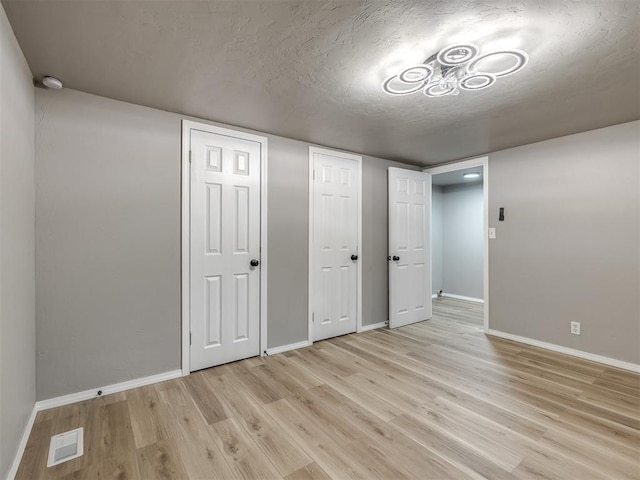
[570,321,581,335]
[489,227,496,239]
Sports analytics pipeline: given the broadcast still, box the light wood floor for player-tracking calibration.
[18,297,640,479]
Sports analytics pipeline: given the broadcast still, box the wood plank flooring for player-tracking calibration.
[17,297,640,479]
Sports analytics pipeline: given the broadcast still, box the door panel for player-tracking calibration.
[311,150,359,342]
[389,168,432,328]
[206,183,222,254]
[205,275,222,346]
[190,129,261,371]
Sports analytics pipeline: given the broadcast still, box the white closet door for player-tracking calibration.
[311,149,360,342]
[388,168,432,328]
[190,128,261,371]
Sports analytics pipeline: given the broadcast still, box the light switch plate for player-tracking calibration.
[489,228,496,239]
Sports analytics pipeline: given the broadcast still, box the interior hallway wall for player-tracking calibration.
[442,182,484,300]
[34,87,416,400]
[0,4,35,478]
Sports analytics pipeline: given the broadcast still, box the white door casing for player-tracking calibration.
[388,168,432,328]
[309,147,362,342]
[186,124,266,372]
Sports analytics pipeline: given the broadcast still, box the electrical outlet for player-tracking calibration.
[489,228,496,239]
[570,321,581,335]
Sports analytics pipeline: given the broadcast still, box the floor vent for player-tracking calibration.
[47,427,84,467]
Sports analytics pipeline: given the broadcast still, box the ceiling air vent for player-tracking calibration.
[47,427,84,467]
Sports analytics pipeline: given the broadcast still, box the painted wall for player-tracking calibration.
[361,154,420,327]
[431,185,443,294]
[0,5,35,478]
[34,88,415,400]
[35,89,182,401]
[489,121,640,364]
[442,182,484,300]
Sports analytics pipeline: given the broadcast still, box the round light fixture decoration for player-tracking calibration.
[382,70,432,96]
[437,43,480,66]
[42,76,63,89]
[398,64,433,83]
[424,83,457,97]
[468,50,528,78]
[460,73,496,91]
[381,43,528,98]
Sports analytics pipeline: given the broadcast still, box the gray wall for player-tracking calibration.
[0,4,35,478]
[489,121,640,364]
[34,80,639,405]
[442,182,484,299]
[431,185,443,294]
[35,89,182,400]
[361,154,420,327]
[263,137,309,349]
[35,87,415,400]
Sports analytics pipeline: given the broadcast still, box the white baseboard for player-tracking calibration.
[485,329,640,373]
[36,369,183,411]
[8,369,183,479]
[266,340,312,356]
[360,321,388,332]
[441,293,484,303]
[7,404,38,480]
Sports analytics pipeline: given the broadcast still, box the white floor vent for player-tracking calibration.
[47,427,84,467]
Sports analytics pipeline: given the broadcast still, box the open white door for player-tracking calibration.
[388,168,432,328]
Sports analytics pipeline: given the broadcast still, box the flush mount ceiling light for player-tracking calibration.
[42,76,63,89]
[463,172,481,179]
[382,43,528,98]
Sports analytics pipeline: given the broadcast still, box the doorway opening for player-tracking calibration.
[425,158,489,330]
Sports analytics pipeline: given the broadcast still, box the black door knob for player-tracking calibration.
[393,255,400,262]
[351,254,358,261]
[250,259,260,267]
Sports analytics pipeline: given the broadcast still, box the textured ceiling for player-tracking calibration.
[4,0,639,166]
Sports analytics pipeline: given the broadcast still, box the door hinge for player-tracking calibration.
[189,332,192,345]
[313,169,315,180]
[189,150,193,163]
[312,312,315,323]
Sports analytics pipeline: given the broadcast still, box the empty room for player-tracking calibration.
[1,1,639,479]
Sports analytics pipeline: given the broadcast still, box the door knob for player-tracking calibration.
[351,254,358,261]
[250,259,260,267]
[393,255,400,262]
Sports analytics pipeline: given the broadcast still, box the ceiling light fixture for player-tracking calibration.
[463,172,481,179]
[382,43,528,98]
[42,76,63,89]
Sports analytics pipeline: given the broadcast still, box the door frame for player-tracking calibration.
[423,156,489,331]
[308,146,363,343]
[181,120,268,376]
